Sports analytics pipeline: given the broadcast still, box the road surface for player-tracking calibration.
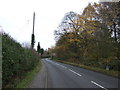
[29,58,119,89]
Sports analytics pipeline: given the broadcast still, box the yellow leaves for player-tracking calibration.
[55,45,63,50]
[68,39,74,42]
[94,3,100,7]
[68,39,80,43]
[83,3,97,20]
[78,15,84,19]
[85,20,94,24]
[55,45,67,53]
[84,19,97,34]
[88,29,94,34]
[106,21,114,26]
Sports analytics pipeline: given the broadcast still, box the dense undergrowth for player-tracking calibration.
[2,33,40,88]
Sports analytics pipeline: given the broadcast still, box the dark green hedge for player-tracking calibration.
[2,33,40,88]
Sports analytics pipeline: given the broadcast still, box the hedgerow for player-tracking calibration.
[2,33,40,88]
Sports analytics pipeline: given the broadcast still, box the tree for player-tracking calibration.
[54,11,81,40]
[40,48,44,57]
[54,2,120,70]
[99,2,120,60]
[37,42,41,53]
[31,34,35,49]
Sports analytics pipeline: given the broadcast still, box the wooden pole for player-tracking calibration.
[33,12,35,34]
[31,12,35,49]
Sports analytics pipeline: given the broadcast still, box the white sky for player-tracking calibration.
[0,0,99,50]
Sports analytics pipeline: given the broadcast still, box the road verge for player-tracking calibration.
[15,61,42,88]
[52,59,120,79]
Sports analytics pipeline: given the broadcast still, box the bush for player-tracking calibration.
[2,33,40,88]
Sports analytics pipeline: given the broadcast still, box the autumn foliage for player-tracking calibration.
[53,2,120,71]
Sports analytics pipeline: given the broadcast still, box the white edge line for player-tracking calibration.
[60,65,67,69]
[91,81,108,90]
[69,69,82,77]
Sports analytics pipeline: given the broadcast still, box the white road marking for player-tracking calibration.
[69,69,82,77]
[60,65,67,69]
[56,63,60,65]
[91,81,108,90]
[45,60,109,90]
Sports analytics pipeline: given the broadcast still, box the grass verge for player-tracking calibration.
[15,61,42,88]
[53,59,120,79]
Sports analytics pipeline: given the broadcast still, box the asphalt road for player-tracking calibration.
[30,58,120,89]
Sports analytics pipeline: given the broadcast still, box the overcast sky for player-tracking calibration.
[0,0,99,50]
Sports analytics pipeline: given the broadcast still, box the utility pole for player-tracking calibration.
[33,12,35,34]
[31,12,35,49]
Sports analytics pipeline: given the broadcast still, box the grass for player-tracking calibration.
[53,59,120,79]
[15,61,42,88]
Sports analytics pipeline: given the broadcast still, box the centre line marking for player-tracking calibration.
[56,63,60,65]
[60,65,67,69]
[69,69,82,77]
[91,81,108,90]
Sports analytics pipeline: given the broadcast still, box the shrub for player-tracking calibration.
[2,33,40,88]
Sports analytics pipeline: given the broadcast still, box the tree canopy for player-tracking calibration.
[53,2,120,70]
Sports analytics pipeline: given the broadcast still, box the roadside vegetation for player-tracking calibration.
[49,2,120,78]
[52,59,119,78]
[16,61,41,88]
[2,33,41,88]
